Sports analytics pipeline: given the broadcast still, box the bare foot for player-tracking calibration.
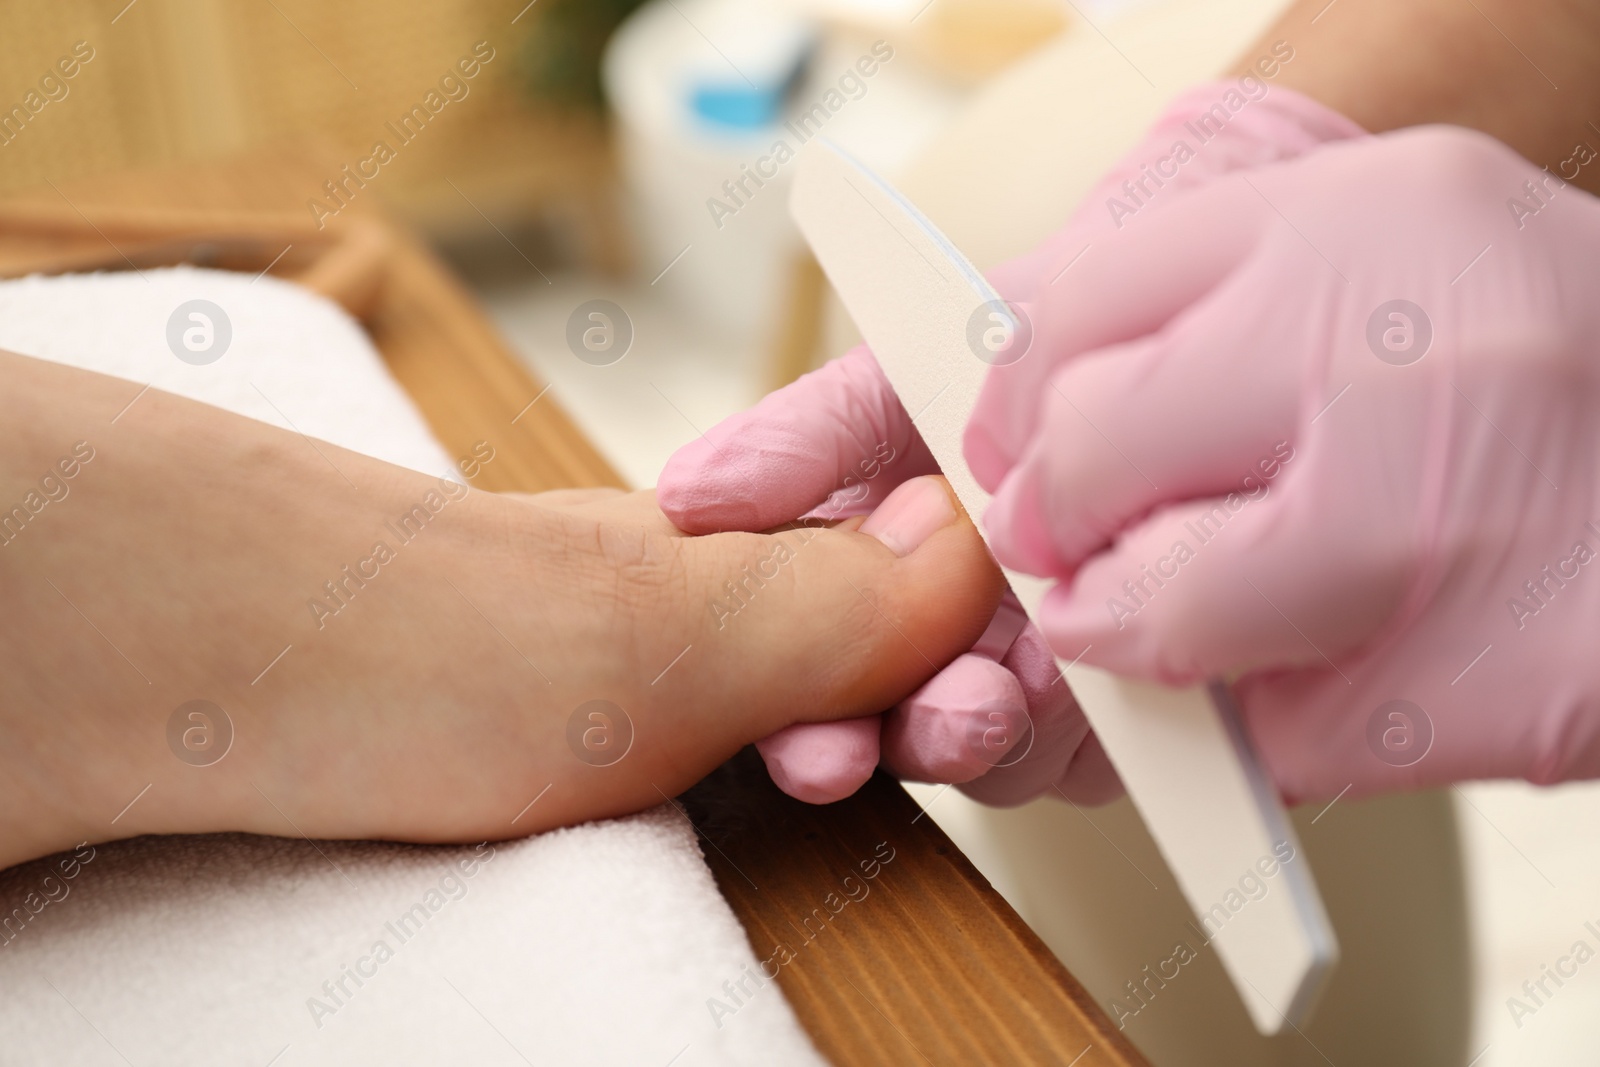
[0,352,1003,867]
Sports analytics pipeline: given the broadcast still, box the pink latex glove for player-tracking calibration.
[660,82,1361,805]
[661,347,1115,805]
[970,122,1600,803]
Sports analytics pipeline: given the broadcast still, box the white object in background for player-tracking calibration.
[791,141,1337,1034]
[604,0,814,344]
[603,0,961,345]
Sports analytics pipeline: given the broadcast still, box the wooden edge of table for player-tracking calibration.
[0,154,1150,1067]
[683,751,1148,1066]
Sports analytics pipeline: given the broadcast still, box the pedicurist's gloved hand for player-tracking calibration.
[970,124,1600,803]
[660,346,1108,805]
[657,81,1362,806]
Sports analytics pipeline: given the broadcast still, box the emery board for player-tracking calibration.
[790,139,1336,1033]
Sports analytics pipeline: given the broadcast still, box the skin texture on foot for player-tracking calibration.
[0,351,1003,869]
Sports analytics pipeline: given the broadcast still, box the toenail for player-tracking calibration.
[859,476,956,557]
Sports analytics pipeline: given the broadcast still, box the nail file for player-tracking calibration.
[790,140,1337,1034]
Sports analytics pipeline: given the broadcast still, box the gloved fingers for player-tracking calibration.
[1235,663,1420,807]
[1037,466,1406,687]
[946,623,1126,807]
[981,85,1366,373]
[755,717,882,804]
[966,182,1270,492]
[757,618,1048,800]
[880,653,1031,784]
[953,622,1096,806]
[871,596,1104,805]
[1237,561,1600,806]
[877,589,1030,782]
[659,346,939,534]
[982,246,1304,578]
[985,226,1094,306]
[1047,732,1124,807]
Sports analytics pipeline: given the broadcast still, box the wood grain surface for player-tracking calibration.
[0,150,1151,1067]
[684,752,1149,1066]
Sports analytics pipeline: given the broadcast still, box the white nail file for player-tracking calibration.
[790,140,1336,1034]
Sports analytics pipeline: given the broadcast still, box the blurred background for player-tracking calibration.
[0,0,1072,485]
[4,1,1600,1064]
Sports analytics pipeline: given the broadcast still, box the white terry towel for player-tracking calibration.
[0,268,824,1067]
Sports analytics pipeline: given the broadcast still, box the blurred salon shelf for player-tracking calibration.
[0,0,627,273]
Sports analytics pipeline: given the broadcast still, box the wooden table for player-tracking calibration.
[0,151,1149,1067]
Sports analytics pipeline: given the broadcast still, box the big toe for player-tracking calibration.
[677,476,1005,741]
